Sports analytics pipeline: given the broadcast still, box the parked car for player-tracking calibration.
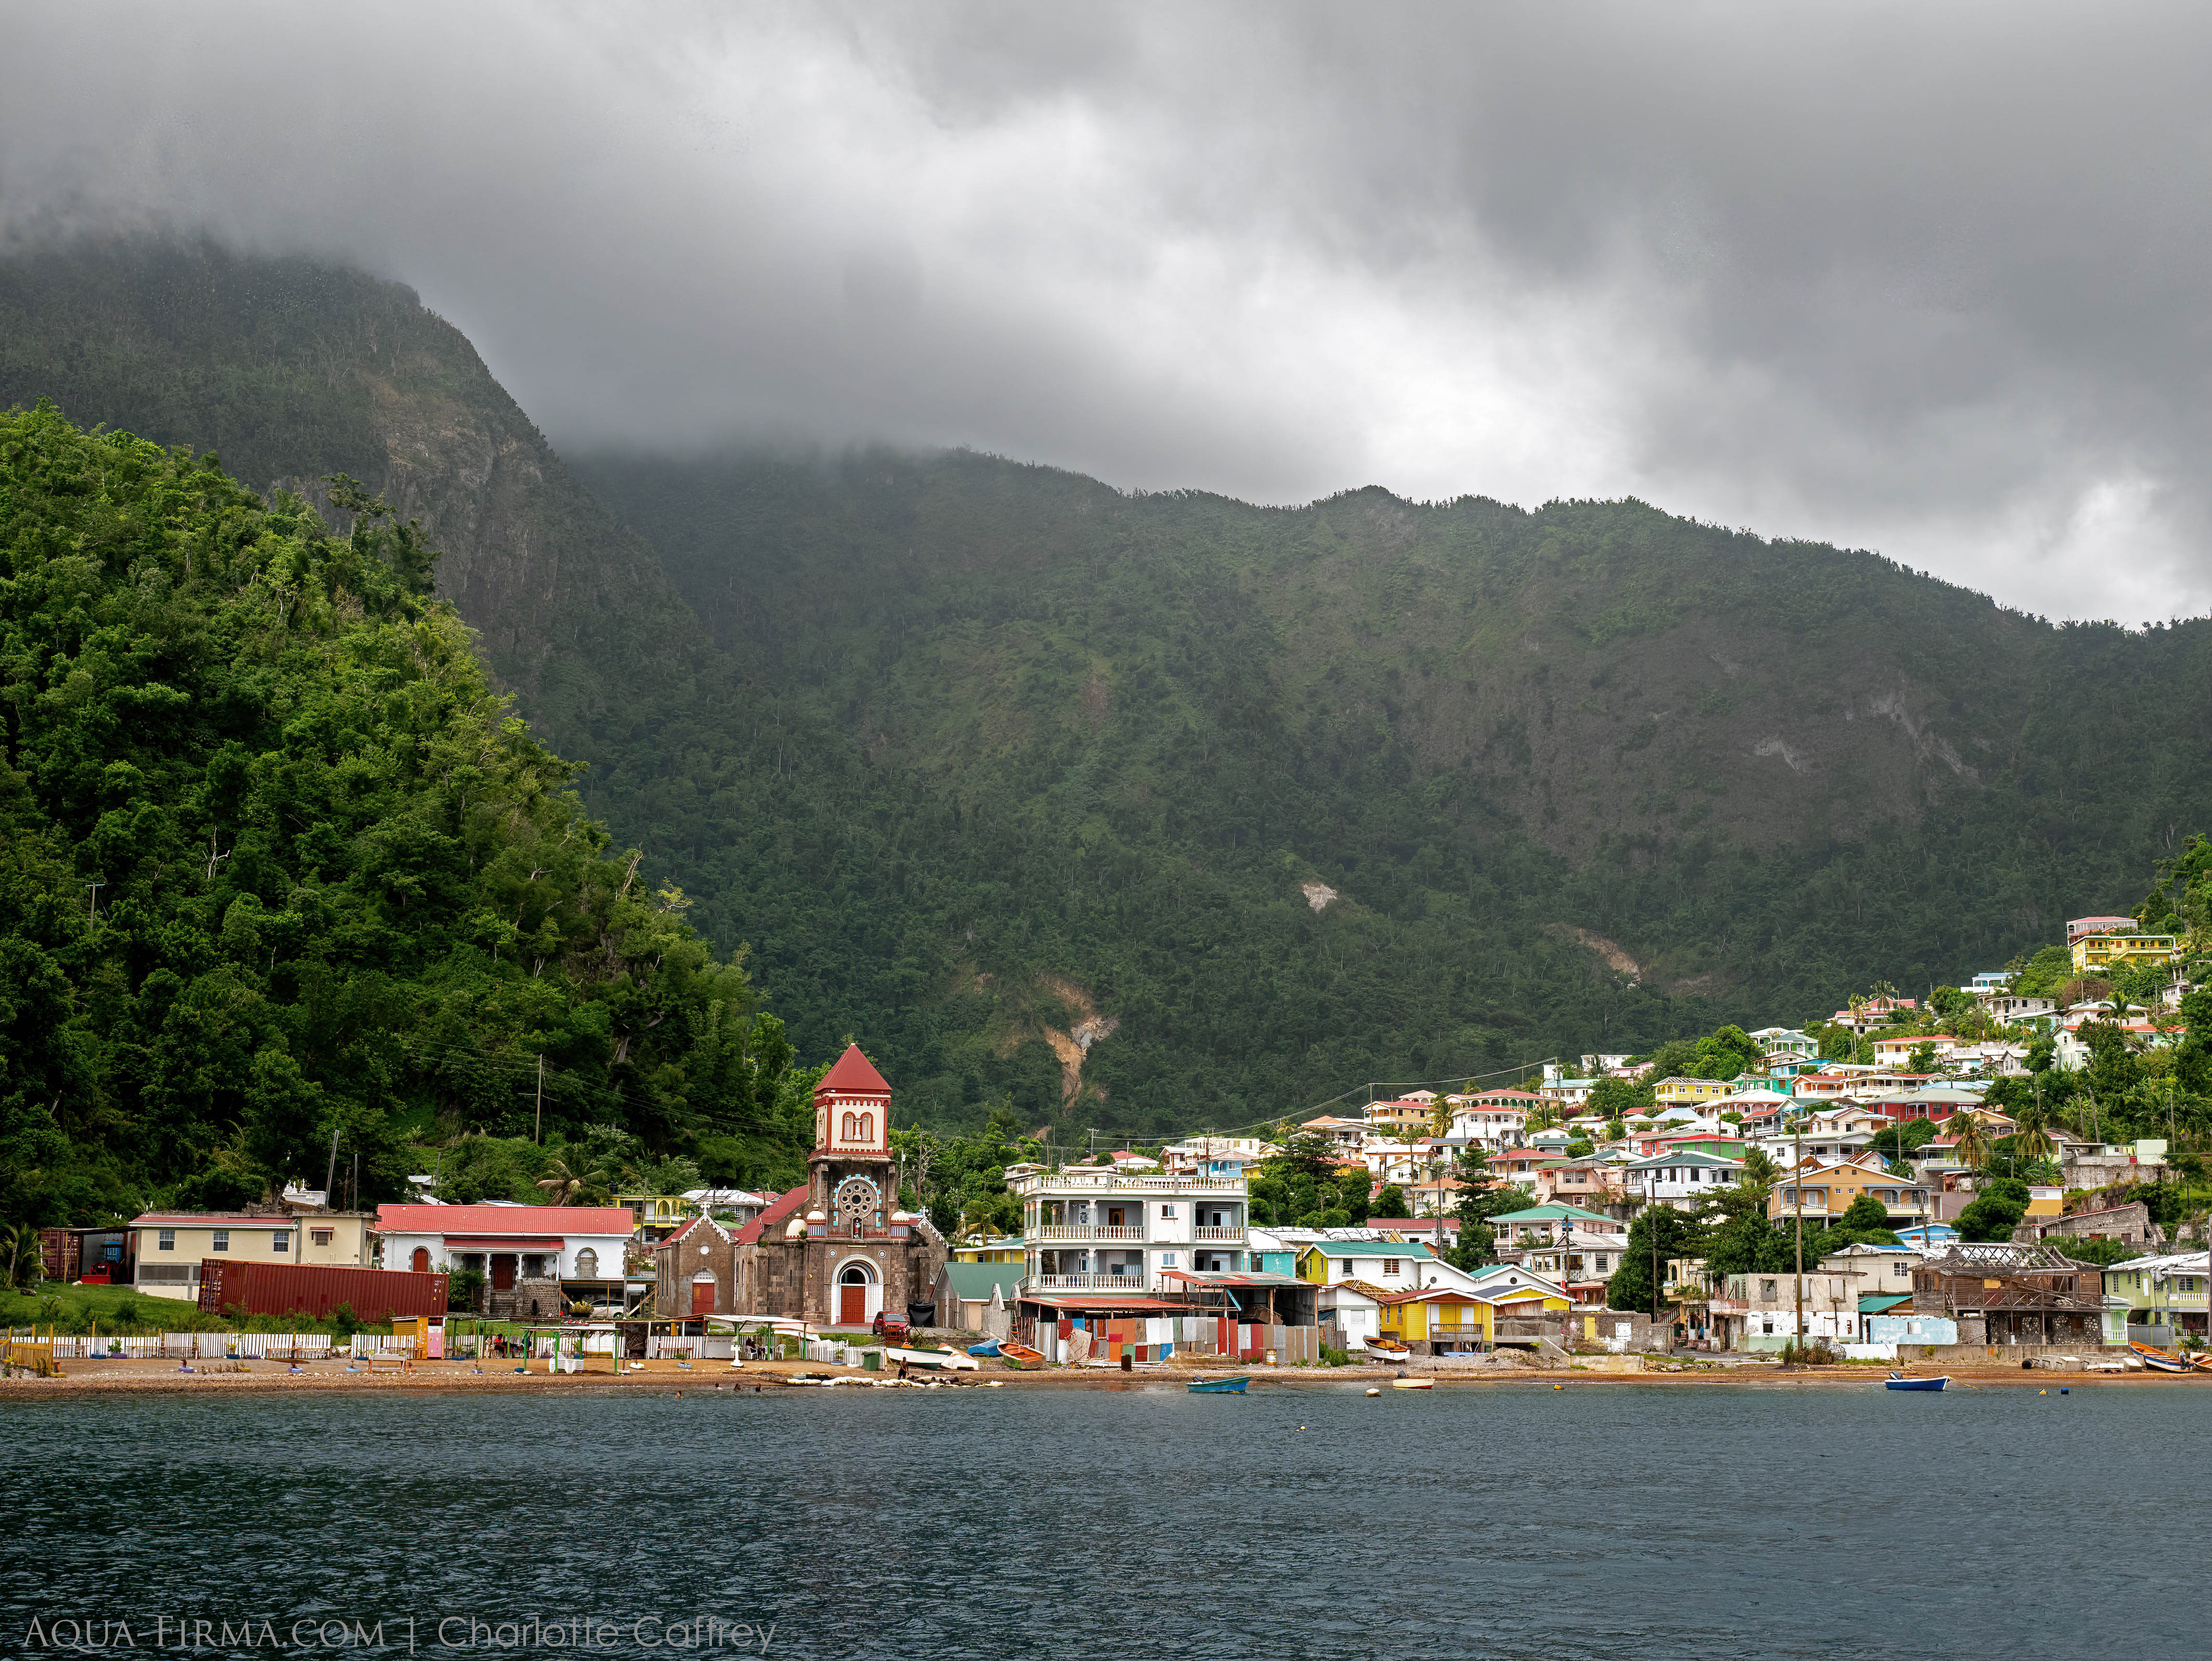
[872,1310,910,1341]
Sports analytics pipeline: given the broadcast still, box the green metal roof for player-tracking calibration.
[939,1264,1025,1299]
[1858,1294,1914,1314]
[1299,1240,1438,1259]
[1491,1203,1617,1224]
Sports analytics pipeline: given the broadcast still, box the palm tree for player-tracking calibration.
[1943,1110,1989,1173]
[1738,1147,1779,1196]
[2011,1100,2055,1166]
[535,1158,587,1205]
[0,1224,45,1292]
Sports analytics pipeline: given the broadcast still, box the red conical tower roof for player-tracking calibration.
[818,1043,891,1094]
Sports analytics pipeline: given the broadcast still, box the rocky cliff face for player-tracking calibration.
[0,238,703,732]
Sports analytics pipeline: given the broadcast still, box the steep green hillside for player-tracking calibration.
[8,236,2206,1153]
[0,238,715,795]
[0,405,802,1228]
[576,449,2212,1078]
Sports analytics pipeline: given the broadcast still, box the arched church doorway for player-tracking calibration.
[836,1260,880,1327]
[691,1271,718,1316]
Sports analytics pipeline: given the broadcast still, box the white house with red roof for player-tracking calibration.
[374,1204,633,1318]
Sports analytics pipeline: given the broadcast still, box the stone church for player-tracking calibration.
[657,1045,947,1326]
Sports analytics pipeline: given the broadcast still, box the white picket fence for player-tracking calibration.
[29,1332,333,1360]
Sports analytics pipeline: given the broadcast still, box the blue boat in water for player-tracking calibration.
[1187,1376,1250,1394]
[1884,1372,1948,1391]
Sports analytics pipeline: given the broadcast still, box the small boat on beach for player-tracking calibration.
[1884,1371,1948,1391]
[996,1342,1045,1370]
[885,1344,981,1372]
[967,1338,1002,1358]
[2131,1341,2190,1373]
[1362,1337,1411,1360]
[1187,1375,1250,1393]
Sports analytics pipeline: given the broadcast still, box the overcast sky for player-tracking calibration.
[4,1,2209,622]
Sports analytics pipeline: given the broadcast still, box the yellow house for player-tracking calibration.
[129,1211,373,1301]
[1767,1162,1931,1227]
[614,1194,692,1242]
[1653,1076,1732,1106]
[1376,1285,1573,1350]
[954,1233,1025,1264]
[2071,934,2179,975]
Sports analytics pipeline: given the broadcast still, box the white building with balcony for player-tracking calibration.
[1016,1167,1249,1294]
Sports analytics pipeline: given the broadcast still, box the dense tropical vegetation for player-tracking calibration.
[0,406,807,1227]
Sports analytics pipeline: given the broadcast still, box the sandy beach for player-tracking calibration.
[4,1353,2194,1397]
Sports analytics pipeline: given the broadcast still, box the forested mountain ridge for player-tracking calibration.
[0,239,714,784]
[0,405,803,1227]
[6,235,2208,1154]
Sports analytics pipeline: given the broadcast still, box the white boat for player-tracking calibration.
[884,1344,981,1371]
[1362,1337,1411,1360]
[1391,1377,1434,1390]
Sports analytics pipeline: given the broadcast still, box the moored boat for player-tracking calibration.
[1187,1375,1249,1393]
[2131,1340,2189,1373]
[1391,1377,1434,1390]
[1884,1371,1948,1391]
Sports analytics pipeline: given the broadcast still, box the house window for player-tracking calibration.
[212,1230,229,1252]
[1341,1261,1358,1279]
[312,1229,333,1246]
[1383,1259,1401,1276]
[158,1230,174,1252]
[273,1231,289,1253]
[574,1249,598,1279]
[1161,1205,1177,1219]
[1595,1256,1609,1272]
[1761,1279,1778,1300]
[1161,1253,1177,1267]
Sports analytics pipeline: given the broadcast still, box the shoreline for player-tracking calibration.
[4,1355,2198,1398]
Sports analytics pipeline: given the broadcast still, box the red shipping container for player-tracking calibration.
[198,1259,448,1321]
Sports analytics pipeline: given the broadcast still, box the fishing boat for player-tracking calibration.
[885,1344,981,1372]
[1883,1371,1948,1391]
[1362,1337,1411,1360]
[967,1338,1002,1358]
[2130,1340,2190,1373]
[1392,1377,1434,1390]
[1187,1375,1249,1393]
[996,1342,1046,1370]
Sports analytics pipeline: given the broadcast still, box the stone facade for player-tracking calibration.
[656,1046,946,1326]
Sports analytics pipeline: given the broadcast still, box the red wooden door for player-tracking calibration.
[411,1247,430,1273]
[840,1285,867,1325]
[692,1278,716,1315]
[491,1254,516,1291]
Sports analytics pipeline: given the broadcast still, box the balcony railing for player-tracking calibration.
[1014,1173,1244,1195]
[1194,1226,1245,1242]
[1028,1225,1147,1242]
[1026,1273,1149,1292]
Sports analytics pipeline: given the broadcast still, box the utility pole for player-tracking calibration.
[535,1054,545,1145]
[323,1129,341,1206]
[1793,1108,1805,1361]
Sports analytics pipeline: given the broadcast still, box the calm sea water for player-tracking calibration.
[5,1379,2194,1659]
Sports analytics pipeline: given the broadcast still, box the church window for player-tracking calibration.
[842,1111,858,1140]
[858,1113,873,1142]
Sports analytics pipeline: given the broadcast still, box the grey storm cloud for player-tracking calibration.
[2,0,2209,622]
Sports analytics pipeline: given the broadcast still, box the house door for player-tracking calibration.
[691,1275,717,1316]
[411,1247,430,1273]
[491,1254,516,1291]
